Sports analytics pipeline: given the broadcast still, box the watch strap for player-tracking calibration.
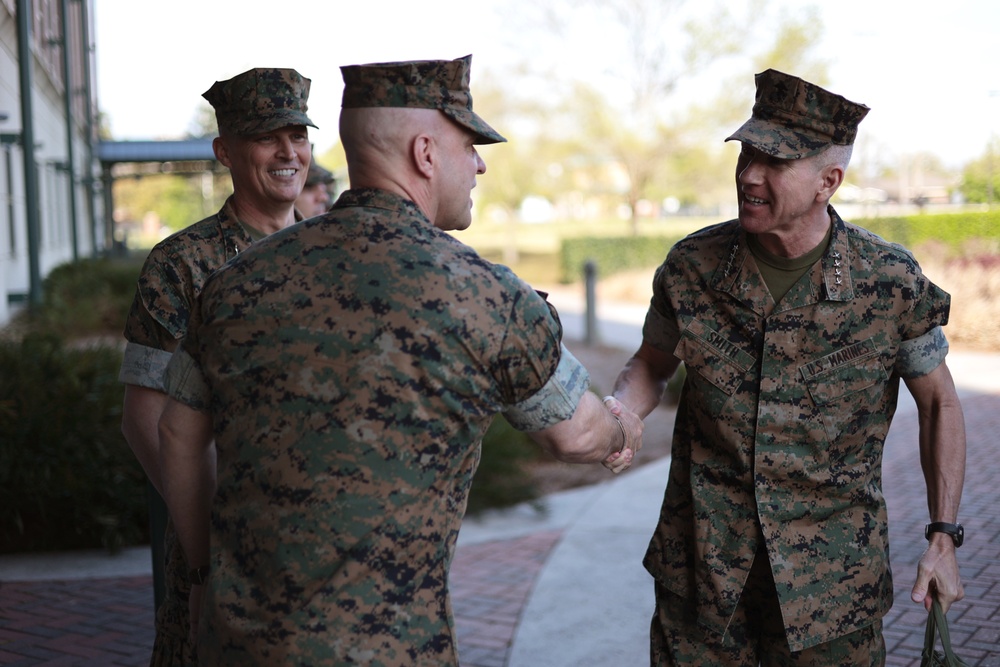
[925,521,964,547]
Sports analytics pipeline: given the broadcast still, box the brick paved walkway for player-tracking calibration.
[0,533,560,667]
[1,392,997,666]
[0,576,153,666]
[880,391,1000,666]
[451,530,563,667]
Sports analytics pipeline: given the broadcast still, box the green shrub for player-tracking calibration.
[560,235,683,283]
[559,210,1000,283]
[857,210,1000,256]
[466,414,546,516]
[23,257,143,339]
[0,333,148,553]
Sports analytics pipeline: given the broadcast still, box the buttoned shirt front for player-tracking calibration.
[641,207,950,651]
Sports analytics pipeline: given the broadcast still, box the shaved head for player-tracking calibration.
[818,143,854,171]
[340,107,447,184]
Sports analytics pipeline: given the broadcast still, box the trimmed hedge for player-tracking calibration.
[562,210,1000,281]
[560,234,684,283]
[858,210,1000,255]
[468,415,547,516]
[23,257,144,340]
[0,333,148,553]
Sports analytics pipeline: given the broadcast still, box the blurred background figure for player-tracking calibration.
[296,157,336,218]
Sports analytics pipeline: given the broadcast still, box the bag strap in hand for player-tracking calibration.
[922,598,969,666]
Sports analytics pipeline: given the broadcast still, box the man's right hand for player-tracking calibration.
[601,395,643,474]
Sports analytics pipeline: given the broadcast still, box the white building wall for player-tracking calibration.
[0,1,102,326]
[1,11,26,314]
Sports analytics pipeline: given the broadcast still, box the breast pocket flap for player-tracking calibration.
[675,321,754,397]
[800,340,887,406]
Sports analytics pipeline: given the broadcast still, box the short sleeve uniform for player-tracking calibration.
[164,189,589,666]
[641,207,950,651]
[120,197,252,389]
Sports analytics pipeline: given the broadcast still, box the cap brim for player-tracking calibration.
[442,108,506,145]
[237,111,319,136]
[725,117,829,160]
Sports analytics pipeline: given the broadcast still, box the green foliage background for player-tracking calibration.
[560,210,1000,282]
[0,333,147,553]
[33,258,144,338]
[561,234,686,283]
[861,211,1000,255]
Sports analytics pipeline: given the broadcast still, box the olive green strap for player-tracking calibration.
[922,599,969,666]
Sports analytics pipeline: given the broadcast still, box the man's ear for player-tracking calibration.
[818,163,845,201]
[412,134,435,179]
[213,136,232,169]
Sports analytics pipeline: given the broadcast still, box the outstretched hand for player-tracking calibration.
[601,395,643,474]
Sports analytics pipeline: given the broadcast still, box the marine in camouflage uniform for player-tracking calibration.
[118,67,316,667]
[611,70,966,665]
[120,200,252,666]
[157,55,641,666]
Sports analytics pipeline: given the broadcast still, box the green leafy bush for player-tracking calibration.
[853,210,1000,256]
[467,415,546,516]
[0,333,148,553]
[22,257,143,339]
[560,234,684,283]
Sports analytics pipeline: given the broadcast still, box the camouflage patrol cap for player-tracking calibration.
[304,161,335,187]
[340,54,506,145]
[203,68,318,136]
[726,69,869,159]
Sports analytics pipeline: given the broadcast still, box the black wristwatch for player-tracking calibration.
[188,565,211,585]
[925,522,964,547]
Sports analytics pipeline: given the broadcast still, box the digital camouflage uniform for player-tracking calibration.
[641,206,950,652]
[164,188,589,666]
[119,66,315,667]
[119,197,253,667]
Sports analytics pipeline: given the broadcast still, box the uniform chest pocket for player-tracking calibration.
[799,339,887,404]
[675,320,755,414]
[799,339,888,442]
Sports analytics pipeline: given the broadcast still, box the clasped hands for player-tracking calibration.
[601,395,643,474]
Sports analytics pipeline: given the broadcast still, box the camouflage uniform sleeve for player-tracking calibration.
[492,284,582,430]
[642,260,682,353]
[119,245,194,389]
[895,325,949,378]
[163,347,211,412]
[123,245,196,349]
[893,265,951,378]
[118,342,174,390]
[503,344,589,431]
[162,292,211,412]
